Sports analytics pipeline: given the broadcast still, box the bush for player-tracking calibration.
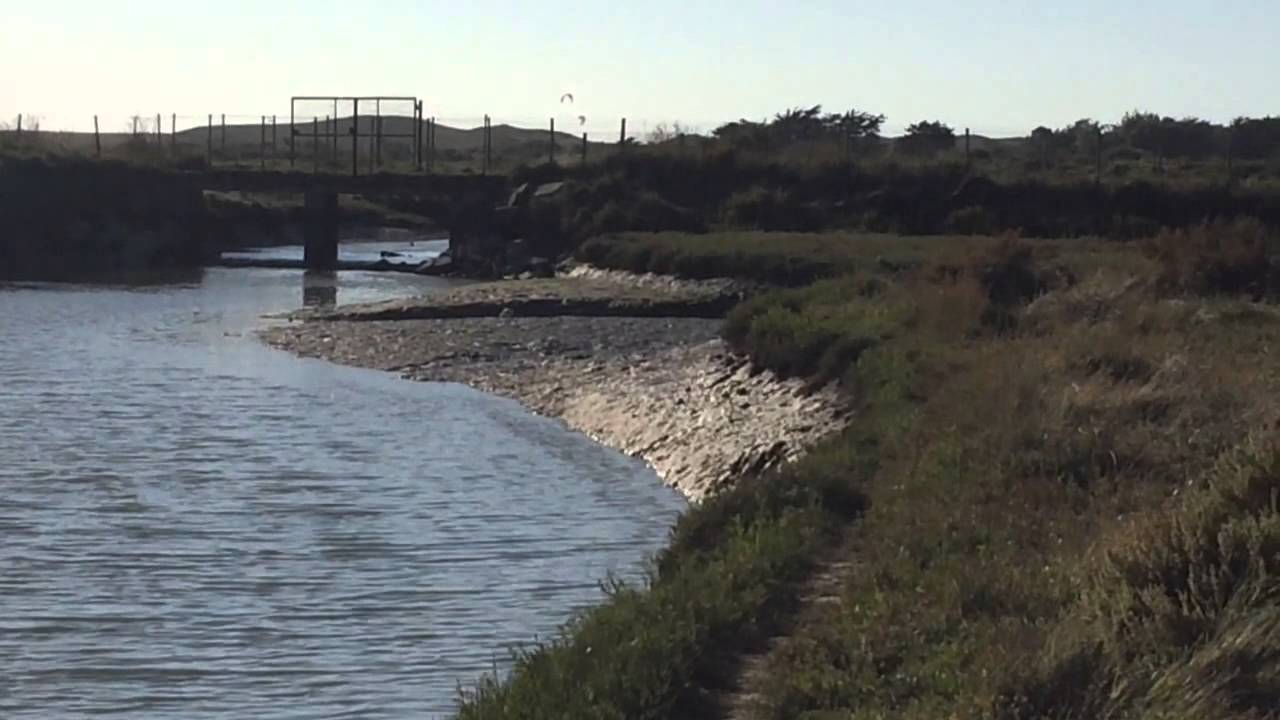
[722,185,818,231]
[1144,217,1276,297]
[1107,213,1161,240]
[945,205,995,234]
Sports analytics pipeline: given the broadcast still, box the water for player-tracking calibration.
[223,237,448,269]
[0,261,685,719]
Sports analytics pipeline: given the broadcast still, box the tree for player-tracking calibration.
[1030,126,1056,166]
[1063,118,1102,155]
[1231,116,1280,160]
[1120,111,1217,160]
[900,120,955,156]
[713,119,771,149]
[713,105,886,151]
[824,109,886,139]
[771,105,827,143]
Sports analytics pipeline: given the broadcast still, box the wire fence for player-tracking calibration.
[2,110,1276,189]
[0,110,648,176]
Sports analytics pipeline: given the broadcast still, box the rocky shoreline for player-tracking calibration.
[260,271,846,501]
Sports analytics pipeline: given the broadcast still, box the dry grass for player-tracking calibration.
[742,250,1280,719]
[1143,218,1280,298]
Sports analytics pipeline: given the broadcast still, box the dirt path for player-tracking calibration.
[718,532,860,720]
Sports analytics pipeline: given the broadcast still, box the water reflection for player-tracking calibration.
[302,270,338,308]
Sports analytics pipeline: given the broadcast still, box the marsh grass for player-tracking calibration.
[742,244,1280,719]
[457,227,1280,719]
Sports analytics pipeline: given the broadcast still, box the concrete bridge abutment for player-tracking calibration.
[303,191,339,270]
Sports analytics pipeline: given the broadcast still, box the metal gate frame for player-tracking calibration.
[289,96,424,175]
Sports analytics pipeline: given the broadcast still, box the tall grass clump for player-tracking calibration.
[995,441,1280,720]
[1144,217,1278,297]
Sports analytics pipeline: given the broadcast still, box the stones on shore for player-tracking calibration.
[288,274,744,323]
[262,315,844,502]
[260,267,845,501]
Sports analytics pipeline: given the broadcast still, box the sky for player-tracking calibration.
[2,0,1277,137]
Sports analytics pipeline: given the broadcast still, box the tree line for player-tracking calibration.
[704,105,1280,161]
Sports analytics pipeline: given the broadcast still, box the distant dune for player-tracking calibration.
[17,116,596,158]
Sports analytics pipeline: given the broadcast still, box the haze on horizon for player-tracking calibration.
[2,0,1277,137]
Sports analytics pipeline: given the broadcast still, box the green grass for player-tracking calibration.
[577,232,958,285]
[576,231,1151,288]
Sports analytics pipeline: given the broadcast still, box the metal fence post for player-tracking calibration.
[429,117,436,174]
[549,117,555,164]
[93,116,102,156]
[483,115,492,175]
[260,116,267,170]
[207,114,213,163]
[582,132,588,164]
[415,101,423,171]
[1095,126,1103,187]
[1227,126,1235,190]
[351,99,359,177]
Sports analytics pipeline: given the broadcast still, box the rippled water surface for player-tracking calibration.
[0,262,684,718]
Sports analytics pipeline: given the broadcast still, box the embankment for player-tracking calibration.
[0,156,214,279]
[261,271,844,500]
[0,156,439,280]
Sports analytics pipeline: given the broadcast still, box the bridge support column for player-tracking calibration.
[303,191,339,270]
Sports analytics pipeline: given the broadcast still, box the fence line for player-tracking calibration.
[2,111,1267,189]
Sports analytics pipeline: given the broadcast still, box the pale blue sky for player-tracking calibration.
[3,0,1276,136]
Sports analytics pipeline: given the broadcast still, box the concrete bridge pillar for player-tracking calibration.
[303,191,339,270]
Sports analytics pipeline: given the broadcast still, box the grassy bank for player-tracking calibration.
[514,150,1280,260]
[456,223,1280,719]
[576,231,941,285]
[576,230,1144,287]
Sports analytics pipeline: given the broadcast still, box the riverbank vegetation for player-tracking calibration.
[514,148,1280,266]
[457,220,1280,718]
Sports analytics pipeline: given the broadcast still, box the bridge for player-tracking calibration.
[187,168,509,270]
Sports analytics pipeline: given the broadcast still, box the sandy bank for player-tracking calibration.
[261,273,845,501]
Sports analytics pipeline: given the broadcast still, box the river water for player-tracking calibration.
[0,249,685,719]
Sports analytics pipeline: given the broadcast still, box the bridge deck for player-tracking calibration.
[187,169,506,196]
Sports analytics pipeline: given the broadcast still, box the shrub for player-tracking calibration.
[722,186,818,231]
[1144,217,1276,297]
[1107,213,1161,240]
[945,205,995,234]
